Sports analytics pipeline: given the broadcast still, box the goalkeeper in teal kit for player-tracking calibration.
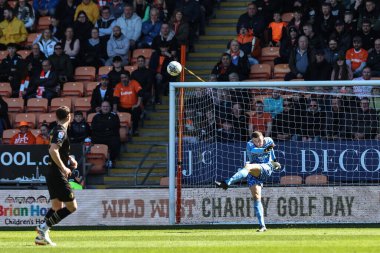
[215,131,281,232]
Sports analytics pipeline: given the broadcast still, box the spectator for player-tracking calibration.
[324,38,343,65]
[356,19,377,51]
[330,19,352,53]
[95,6,116,42]
[55,0,77,30]
[236,2,265,39]
[114,3,142,49]
[331,54,353,80]
[0,0,10,23]
[228,72,251,110]
[301,23,323,50]
[168,9,189,48]
[287,7,304,34]
[49,16,64,41]
[113,71,143,136]
[304,49,332,81]
[352,66,374,99]
[35,29,58,58]
[0,95,10,138]
[139,7,162,48]
[346,36,368,77]
[343,9,356,33]
[151,22,178,57]
[274,25,298,65]
[325,97,350,140]
[35,123,50,144]
[263,90,283,119]
[90,74,114,113]
[211,53,239,82]
[236,25,261,65]
[367,38,380,77]
[350,0,365,20]
[248,100,272,137]
[272,99,298,141]
[62,26,81,67]
[74,0,99,24]
[48,42,74,83]
[352,97,379,139]
[10,121,36,144]
[316,2,336,44]
[25,44,46,84]
[265,11,287,47]
[91,100,120,168]
[131,55,155,107]
[134,0,149,21]
[300,99,326,142]
[214,89,232,125]
[108,0,124,19]
[285,35,314,81]
[15,0,35,32]
[225,103,248,141]
[0,43,26,97]
[73,10,94,48]
[105,25,130,66]
[108,56,124,88]
[357,0,379,31]
[81,27,106,68]
[32,0,59,18]
[68,111,91,143]
[226,39,250,80]
[330,0,345,18]
[151,0,169,22]
[0,8,28,48]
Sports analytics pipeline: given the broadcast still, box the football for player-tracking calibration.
[167,61,183,76]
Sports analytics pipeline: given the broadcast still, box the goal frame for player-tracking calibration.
[168,80,380,225]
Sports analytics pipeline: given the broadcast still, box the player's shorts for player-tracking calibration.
[46,167,75,202]
[247,163,274,188]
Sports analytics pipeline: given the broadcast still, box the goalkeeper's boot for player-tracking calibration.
[215,180,228,190]
[35,225,56,246]
[256,226,267,232]
[271,161,282,171]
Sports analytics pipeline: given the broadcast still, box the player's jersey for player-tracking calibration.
[246,137,275,164]
[49,124,70,170]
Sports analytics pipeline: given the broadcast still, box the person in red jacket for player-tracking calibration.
[9,121,36,144]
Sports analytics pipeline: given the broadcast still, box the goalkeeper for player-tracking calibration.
[215,131,281,232]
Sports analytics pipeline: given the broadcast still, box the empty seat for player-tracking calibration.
[50,97,72,112]
[260,47,280,65]
[74,97,91,112]
[98,66,113,77]
[281,12,294,22]
[124,65,138,74]
[131,48,154,65]
[17,50,32,59]
[4,97,24,112]
[26,98,48,112]
[37,16,51,32]
[62,82,84,97]
[86,144,109,174]
[7,1,16,8]
[38,113,56,127]
[2,129,19,144]
[14,113,36,128]
[86,112,97,125]
[280,175,303,185]
[117,112,131,127]
[27,33,39,46]
[305,175,328,185]
[249,64,271,80]
[273,64,290,79]
[74,66,96,81]
[0,82,12,97]
[30,129,41,137]
[84,82,99,96]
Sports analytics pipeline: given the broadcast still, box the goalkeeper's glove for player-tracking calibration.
[271,160,281,171]
[264,145,274,152]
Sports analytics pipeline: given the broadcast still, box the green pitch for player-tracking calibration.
[0,228,379,253]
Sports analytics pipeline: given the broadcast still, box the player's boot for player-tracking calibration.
[271,161,282,171]
[256,226,267,232]
[214,180,228,190]
[35,225,56,246]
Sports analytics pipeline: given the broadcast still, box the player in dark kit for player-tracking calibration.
[35,106,78,246]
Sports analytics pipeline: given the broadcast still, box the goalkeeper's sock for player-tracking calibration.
[226,168,249,185]
[254,200,265,228]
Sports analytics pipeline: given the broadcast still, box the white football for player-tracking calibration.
[167,61,182,76]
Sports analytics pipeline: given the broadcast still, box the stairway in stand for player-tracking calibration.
[186,0,247,81]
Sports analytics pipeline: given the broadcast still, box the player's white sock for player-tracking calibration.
[254,200,265,227]
[226,168,249,185]
[39,222,50,232]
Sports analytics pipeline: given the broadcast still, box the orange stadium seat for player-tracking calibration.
[74,97,91,112]
[131,48,154,65]
[74,66,96,81]
[273,64,290,79]
[0,82,12,97]
[8,1,16,8]
[30,129,41,137]
[2,129,19,144]
[86,144,109,174]
[14,113,36,128]
[260,47,280,66]
[17,50,32,59]
[159,177,169,186]
[26,98,48,112]
[4,97,24,112]
[249,64,271,80]
[27,33,40,46]
[38,113,56,127]
[98,66,113,77]
[86,113,97,125]
[84,82,99,96]
[124,65,138,74]
[37,16,51,32]
[62,82,84,97]
[305,175,328,185]
[117,112,131,127]
[281,12,294,22]
[280,175,303,185]
[0,51,8,61]
[50,97,72,112]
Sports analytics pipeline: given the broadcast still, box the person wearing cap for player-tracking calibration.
[90,74,114,113]
[68,111,91,143]
[9,121,36,145]
[105,25,130,66]
[346,36,368,77]
[304,49,332,81]
[0,8,27,48]
[274,25,299,65]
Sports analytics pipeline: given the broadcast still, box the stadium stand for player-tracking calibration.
[280,175,303,185]
[50,97,72,112]
[26,98,48,112]
[305,175,328,185]
[249,64,272,80]
[14,113,36,128]
[62,82,84,97]
[86,144,109,174]
[0,83,12,97]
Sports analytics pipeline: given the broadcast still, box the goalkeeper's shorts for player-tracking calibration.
[247,163,273,187]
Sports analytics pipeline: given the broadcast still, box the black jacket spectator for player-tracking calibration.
[0,95,10,137]
[236,3,266,38]
[367,45,380,76]
[211,53,240,81]
[272,102,297,140]
[68,118,91,143]
[48,47,74,83]
[0,52,26,97]
[351,98,379,139]
[301,101,326,140]
[25,46,46,83]
[304,53,332,81]
[55,0,77,30]
[90,84,114,113]
[131,65,155,106]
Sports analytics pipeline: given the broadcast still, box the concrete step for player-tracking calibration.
[205,26,236,36]
[120,152,167,159]
[188,52,222,62]
[220,1,248,7]
[137,128,169,137]
[110,167,167,175]
[127,143,167,152]
[215,9,245,19]
[103,175,162,185]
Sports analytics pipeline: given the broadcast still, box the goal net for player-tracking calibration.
[169,80,380,225]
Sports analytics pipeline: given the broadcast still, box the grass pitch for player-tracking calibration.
[0,228,379,253]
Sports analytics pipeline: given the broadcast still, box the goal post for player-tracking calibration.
[169,80,380,225]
